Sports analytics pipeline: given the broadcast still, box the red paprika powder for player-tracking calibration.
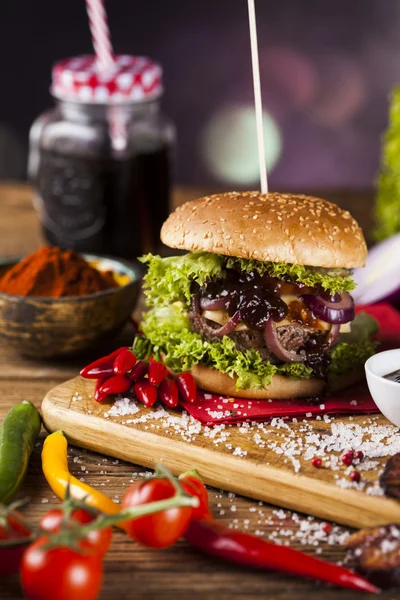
[0,247,118,297]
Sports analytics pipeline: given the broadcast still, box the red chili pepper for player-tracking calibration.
[80,347,128,379]
[113,349,137,376]
[94,378,108,403]
[134,381,158,407]
[99,374,132,396]
[176,372,197,404]
[184,520,377,593]
[181,472,378,594]
[158,378,179,408]
[148,359,168,386]
[129,360,149,382]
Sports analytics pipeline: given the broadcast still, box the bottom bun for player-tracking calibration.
[190,364,364,400]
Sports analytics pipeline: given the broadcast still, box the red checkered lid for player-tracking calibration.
[51,55,163,103]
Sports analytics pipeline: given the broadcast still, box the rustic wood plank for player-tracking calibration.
[0,418,392,600]
[0,184,43,257]
[41,376,400,529]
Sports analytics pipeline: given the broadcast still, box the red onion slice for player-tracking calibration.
[193,293,242,337]
[212,310,242,336]
[301,292,355,324]
[264,320,341,363]
[264,320,307,363]
[195,310,242,337]
[322,323,341,350]
[199,297,229,311]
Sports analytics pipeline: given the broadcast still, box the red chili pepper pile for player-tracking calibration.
[80,348,198,408]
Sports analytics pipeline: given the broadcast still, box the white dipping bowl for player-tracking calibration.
[365,349,400,427]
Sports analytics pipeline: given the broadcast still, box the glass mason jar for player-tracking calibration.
[28,56,175,259]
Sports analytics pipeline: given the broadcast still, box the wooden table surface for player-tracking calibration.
[0,184,392,600]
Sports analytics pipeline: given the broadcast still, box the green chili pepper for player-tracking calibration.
[0,401,41,504]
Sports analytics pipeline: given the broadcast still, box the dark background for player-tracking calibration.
[0,0,398,189]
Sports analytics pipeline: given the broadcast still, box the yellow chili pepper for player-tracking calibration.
[42,430,120,516]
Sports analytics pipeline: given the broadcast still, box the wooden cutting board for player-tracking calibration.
[41,376,400,529]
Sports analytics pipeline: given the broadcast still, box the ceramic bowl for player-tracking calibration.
[0,254,143,358]
[365,348,400,427]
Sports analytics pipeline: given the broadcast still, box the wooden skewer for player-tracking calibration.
[247,0,268,194]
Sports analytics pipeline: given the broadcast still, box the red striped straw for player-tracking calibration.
[85,0,115,71]
[85,0,127,150]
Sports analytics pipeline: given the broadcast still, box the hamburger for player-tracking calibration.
[136,191,378,399]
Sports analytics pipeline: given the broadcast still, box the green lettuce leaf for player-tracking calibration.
[225,257,355,294]
[139,252,224,307]
[334,311,379,344]
[375,87,400,240]
[327,312,379,380]
[139,306,376,390]
[140,252,355,309]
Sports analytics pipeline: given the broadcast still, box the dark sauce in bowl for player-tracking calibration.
[383,369,400,383]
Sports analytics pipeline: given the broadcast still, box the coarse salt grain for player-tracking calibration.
[104,397,140,418]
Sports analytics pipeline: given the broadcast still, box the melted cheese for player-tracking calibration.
[202,310,248,331]
[339,321,351,333]
[281,293,298,305]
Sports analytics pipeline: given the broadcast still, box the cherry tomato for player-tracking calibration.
[40,508,112,558]
[21,535,103,600]
[121,478,193,548]
[0,511,33,576]
[179,474,211,521]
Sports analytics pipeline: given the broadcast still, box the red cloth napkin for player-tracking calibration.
[181,303,396,425]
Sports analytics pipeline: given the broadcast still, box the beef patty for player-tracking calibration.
[189,311,325,362]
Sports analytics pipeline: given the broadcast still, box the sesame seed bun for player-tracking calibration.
[161,191,367,269]
[190,363,364,400]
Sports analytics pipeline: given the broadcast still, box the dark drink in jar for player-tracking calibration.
[36,145,171,257]
[29,55,175,259]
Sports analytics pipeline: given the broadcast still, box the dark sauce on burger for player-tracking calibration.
[286,299,325,330]
[197,267,332,378]
[200,269,288,329]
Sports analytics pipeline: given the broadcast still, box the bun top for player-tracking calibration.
[161,191,367,269]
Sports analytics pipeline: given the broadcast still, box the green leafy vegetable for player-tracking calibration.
[327,312,379,380]
[375,87,400,240]
[139,252,224,307]
[327,338,377,380]
[138,252,373,390]
[335,311,379,344]
[139,305,377,390]
[140,252,355,308]
[225,257,354,293]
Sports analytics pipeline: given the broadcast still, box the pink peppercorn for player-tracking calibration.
[341,450,354,466]
[350,471,361,483]
[355,450,364,461]
[312,457,322,468]
[322,522,332,534]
